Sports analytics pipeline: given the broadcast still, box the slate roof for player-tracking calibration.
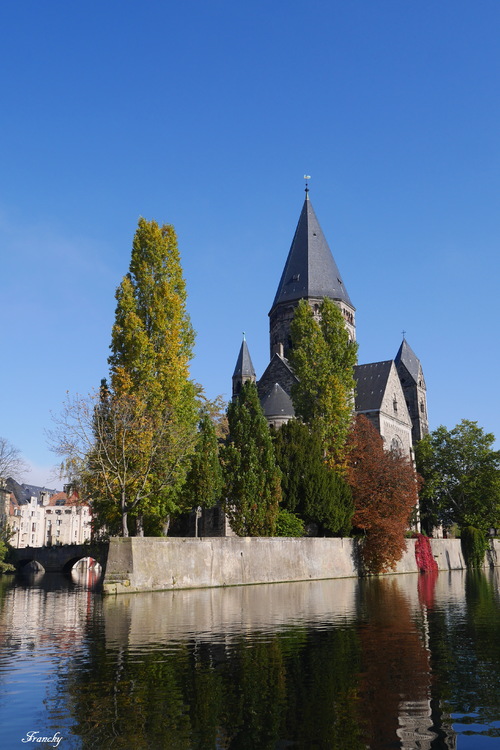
[232,337,256,380]
[260,383,295,420]
[6,478,58,505]
[395,338,420,384]
[271,194,353,311]
[354,361,394,412]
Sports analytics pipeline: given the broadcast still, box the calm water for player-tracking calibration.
[0,568,500,749]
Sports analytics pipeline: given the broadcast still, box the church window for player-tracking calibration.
[393,395,398,414]
[420,401,425,414]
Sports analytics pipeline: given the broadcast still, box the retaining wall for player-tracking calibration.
[102,537,500,595]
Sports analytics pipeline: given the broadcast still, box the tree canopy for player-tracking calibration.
[221,381,281,536]
[0,437,27,483]
[288,298,358,471]
[51,219,199,537]
[183,410,224,511]
[415,419,500,535]
[348,415,419,574]
[273,419,353,536]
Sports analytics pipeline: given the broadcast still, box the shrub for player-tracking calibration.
[413,533,438,573]
[461,526,488,569]
[274,509,305,537]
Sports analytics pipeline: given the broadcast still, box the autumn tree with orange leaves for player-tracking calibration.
[347,415,420,574]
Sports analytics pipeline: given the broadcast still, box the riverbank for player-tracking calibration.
[102,536,500,595]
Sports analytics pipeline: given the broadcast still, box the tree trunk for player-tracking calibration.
[122,509,129,537]
[162,515,170,536]
[136,514,144,537]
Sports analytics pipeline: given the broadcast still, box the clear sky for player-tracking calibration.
[1,1,499,487]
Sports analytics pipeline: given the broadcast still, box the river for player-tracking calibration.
[0,568,499,749]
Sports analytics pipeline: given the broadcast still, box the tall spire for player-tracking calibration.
[271,194,353,310]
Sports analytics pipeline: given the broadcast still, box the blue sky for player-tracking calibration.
[1,1,499,486]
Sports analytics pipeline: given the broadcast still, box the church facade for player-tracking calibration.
[232,189,429,458]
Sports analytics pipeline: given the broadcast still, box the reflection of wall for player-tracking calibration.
[103,577,359,647]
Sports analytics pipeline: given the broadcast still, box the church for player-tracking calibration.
[232,187,429,459]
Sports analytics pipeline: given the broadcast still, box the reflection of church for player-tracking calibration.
[232,188,429,458]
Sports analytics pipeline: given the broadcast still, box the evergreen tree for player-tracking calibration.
[184,411,224,510]
[221,381,281,536]
[273,419,353,535]
[289,298,358,470]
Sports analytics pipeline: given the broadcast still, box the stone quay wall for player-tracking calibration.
[102,537,500,595]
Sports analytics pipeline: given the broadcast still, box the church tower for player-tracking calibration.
[268,187,356,360]
[395,338,429,444]
[232,335,256,399]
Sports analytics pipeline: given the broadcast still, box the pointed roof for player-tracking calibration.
[354,361,394,412]
[260,383,295,420]
[395,338,421,384]
[232,336,256,380]
[271,194,353,310]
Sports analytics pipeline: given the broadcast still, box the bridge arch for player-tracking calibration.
[63,555,102,576]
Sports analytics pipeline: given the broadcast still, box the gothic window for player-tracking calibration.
[393,395,398,414]
[420,400,425,414]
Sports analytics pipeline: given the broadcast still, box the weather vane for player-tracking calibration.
[304,174,311,193]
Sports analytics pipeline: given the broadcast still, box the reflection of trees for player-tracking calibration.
[63,617,365,749]
[38,572,500,748]
[356,578,433,749]
[428,570,500,736]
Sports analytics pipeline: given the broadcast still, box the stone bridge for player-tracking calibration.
[10,542,109,575]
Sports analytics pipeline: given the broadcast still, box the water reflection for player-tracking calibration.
[0,571,499,749]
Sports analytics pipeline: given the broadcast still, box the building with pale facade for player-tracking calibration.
[0,479,92,548]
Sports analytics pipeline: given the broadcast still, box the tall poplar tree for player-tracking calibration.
[98,218,198,535]
[289,298,358,470]
[222,381,281,536]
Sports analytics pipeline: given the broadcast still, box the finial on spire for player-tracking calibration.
[242,331,246,341]
[304,174,311,198]
[402,330,406,340]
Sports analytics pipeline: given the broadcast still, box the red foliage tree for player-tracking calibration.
[347,415,420,574]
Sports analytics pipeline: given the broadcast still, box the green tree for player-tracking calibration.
[221,381,281,536]
[0,524,14,574]
[415,420,500,534]
[52,219,198,537]
[288,298,358,471]
[107,219,198,534]
[273,419,353,535]
[183,410,224,510]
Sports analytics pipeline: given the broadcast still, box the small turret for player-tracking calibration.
[232,334,256,399]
